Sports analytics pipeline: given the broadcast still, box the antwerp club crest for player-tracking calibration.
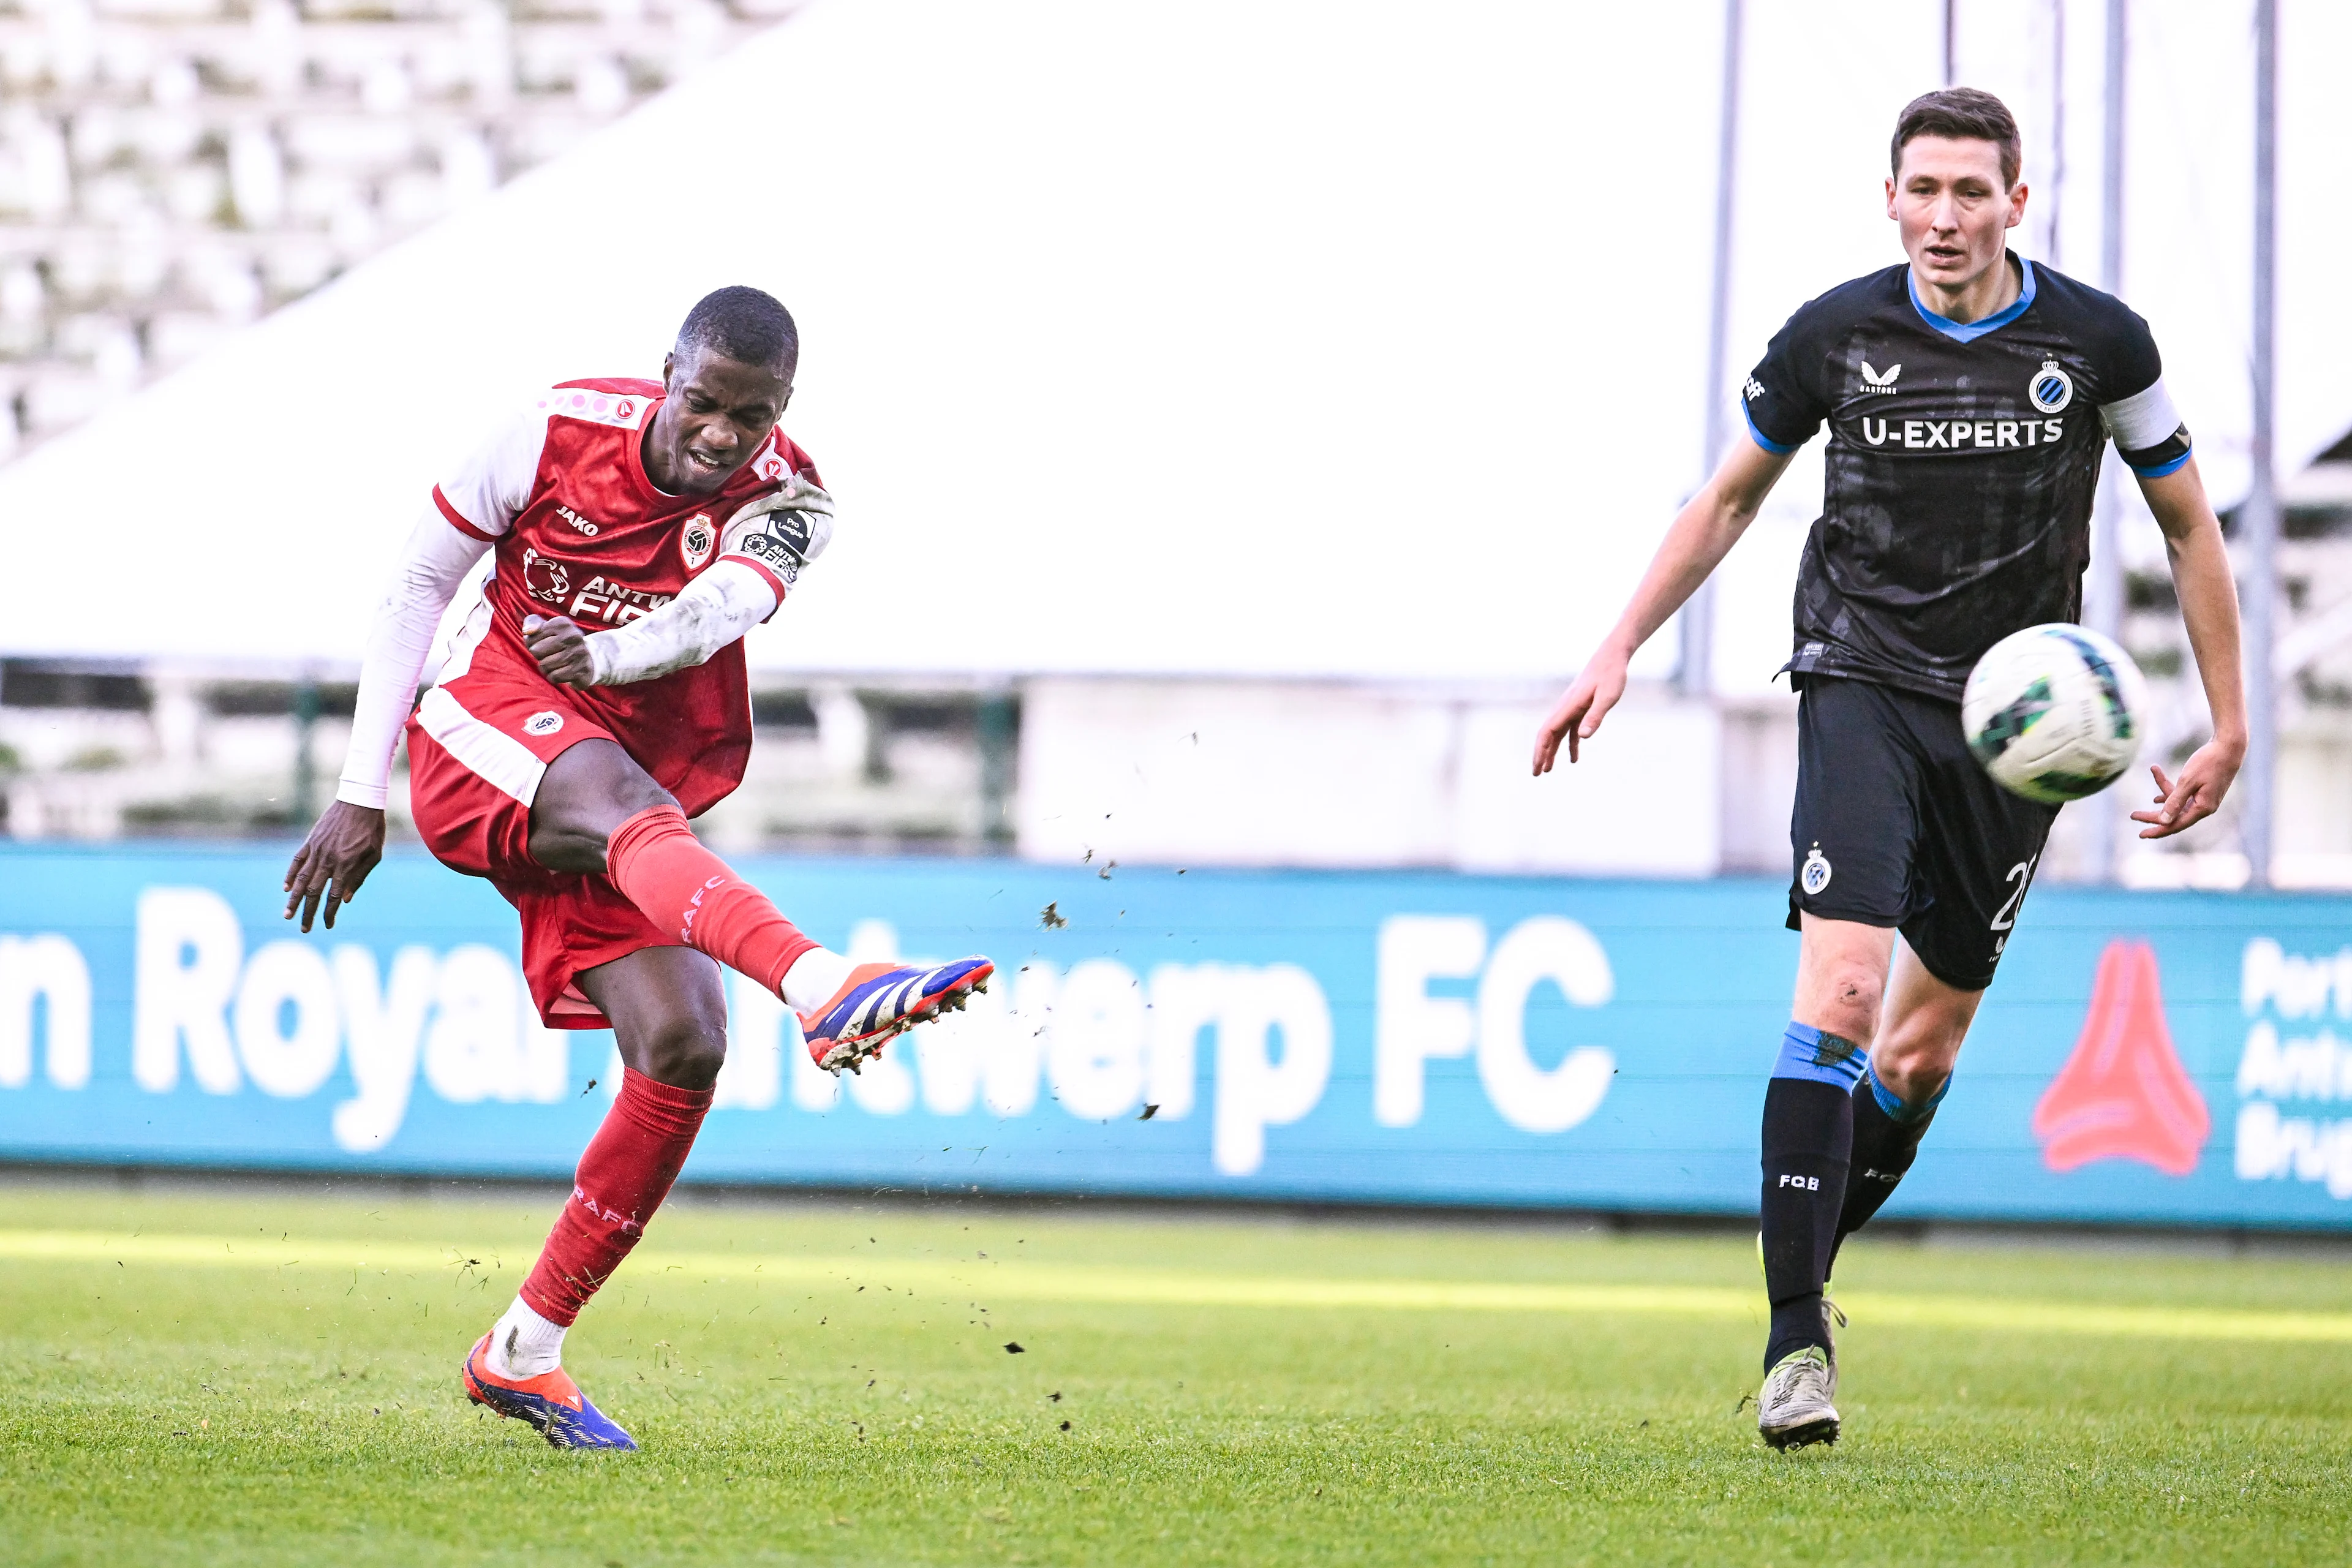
[2033,939,2209,1176]
[680,513,715,571]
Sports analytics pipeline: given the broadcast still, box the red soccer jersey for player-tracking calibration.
[429,377,819,815]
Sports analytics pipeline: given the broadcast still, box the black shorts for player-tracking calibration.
[1785,676,2059,991]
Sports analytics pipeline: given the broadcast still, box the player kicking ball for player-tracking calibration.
[282,286,992,1449]
[1532,90,2245,1449]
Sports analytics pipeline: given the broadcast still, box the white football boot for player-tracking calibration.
[1756,1231,1849,1403]
[1757,1346,1839,1450]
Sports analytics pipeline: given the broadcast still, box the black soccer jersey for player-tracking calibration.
[1743,257,2191,702]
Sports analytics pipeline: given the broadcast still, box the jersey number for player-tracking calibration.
[1990,854,2040,933]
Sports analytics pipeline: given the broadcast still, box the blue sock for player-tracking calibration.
[1774,1021,1871,1090]
[1867,1061,1950,1124]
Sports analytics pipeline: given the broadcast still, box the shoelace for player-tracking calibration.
[1765,1350,1833,1406]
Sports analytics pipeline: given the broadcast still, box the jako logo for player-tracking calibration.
[2033,939,2209,1175]
[1860,360,1901,393]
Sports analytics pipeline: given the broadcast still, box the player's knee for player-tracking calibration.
[529,787,677,875]
[631,1016,726,1090]
[530,741,678,872]
[1872,1033,1957,1102]
[1811,963,1883,1038]
[548,780,672,840]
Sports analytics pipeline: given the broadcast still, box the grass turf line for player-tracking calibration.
[10,1226,2352,1344]
[2,1185,2349,1566]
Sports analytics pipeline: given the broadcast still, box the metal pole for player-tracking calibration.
[977,688,1017,850]
[2242,0,2280,887]
[1943,0,1958,84]
[1679,0,1742,700]
[2083,0,2127,880]
[292,667,320,826]
[2045,0,2064,267]
[2100,0,2125,301]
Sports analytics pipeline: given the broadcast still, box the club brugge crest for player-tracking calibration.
[1801,845,1833,896]
[2029,359,2075,414]
[679,513,715,571]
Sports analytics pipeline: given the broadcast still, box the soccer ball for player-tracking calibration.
[1962,624,2149,804]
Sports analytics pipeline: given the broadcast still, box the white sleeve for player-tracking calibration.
[334,508,494,809]
[432,398,550,538]
[582,560,779,687]
[714,475,835,596]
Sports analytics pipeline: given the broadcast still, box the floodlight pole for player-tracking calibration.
[2045,0,2064,267]
[2083,0,2127,881]
[1679,0,1743,701]
[2242,0,2281,888]
[2097,0,2128,521]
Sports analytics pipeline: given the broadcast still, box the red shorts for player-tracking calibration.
[405,676,675,1030]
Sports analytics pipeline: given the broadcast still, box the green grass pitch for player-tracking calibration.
[4,1182,2350,1567]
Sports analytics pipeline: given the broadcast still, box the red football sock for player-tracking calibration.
[521,1068,712,1326]
[605,804,818,995]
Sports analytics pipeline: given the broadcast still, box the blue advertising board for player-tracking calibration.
[0,843,2347,1227]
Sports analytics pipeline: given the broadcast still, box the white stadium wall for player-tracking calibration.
[1016,679,1723,877]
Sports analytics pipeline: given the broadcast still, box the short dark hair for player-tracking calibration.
[1891,88,2022,189]
[676,285,798,374]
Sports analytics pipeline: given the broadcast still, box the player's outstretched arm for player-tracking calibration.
[2130,457,2248,839]
[1532,437,1793,774]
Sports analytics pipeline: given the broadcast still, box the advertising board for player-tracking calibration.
[2,846,2346,1226]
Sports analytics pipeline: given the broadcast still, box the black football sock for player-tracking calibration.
[1826,1065,1948,1278]
[1760,1023,1864,1373]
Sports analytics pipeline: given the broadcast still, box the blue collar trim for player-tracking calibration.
[1909,257,2035,342]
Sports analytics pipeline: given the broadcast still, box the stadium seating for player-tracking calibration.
[0,0,1018,854]
[0,0,793,457]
